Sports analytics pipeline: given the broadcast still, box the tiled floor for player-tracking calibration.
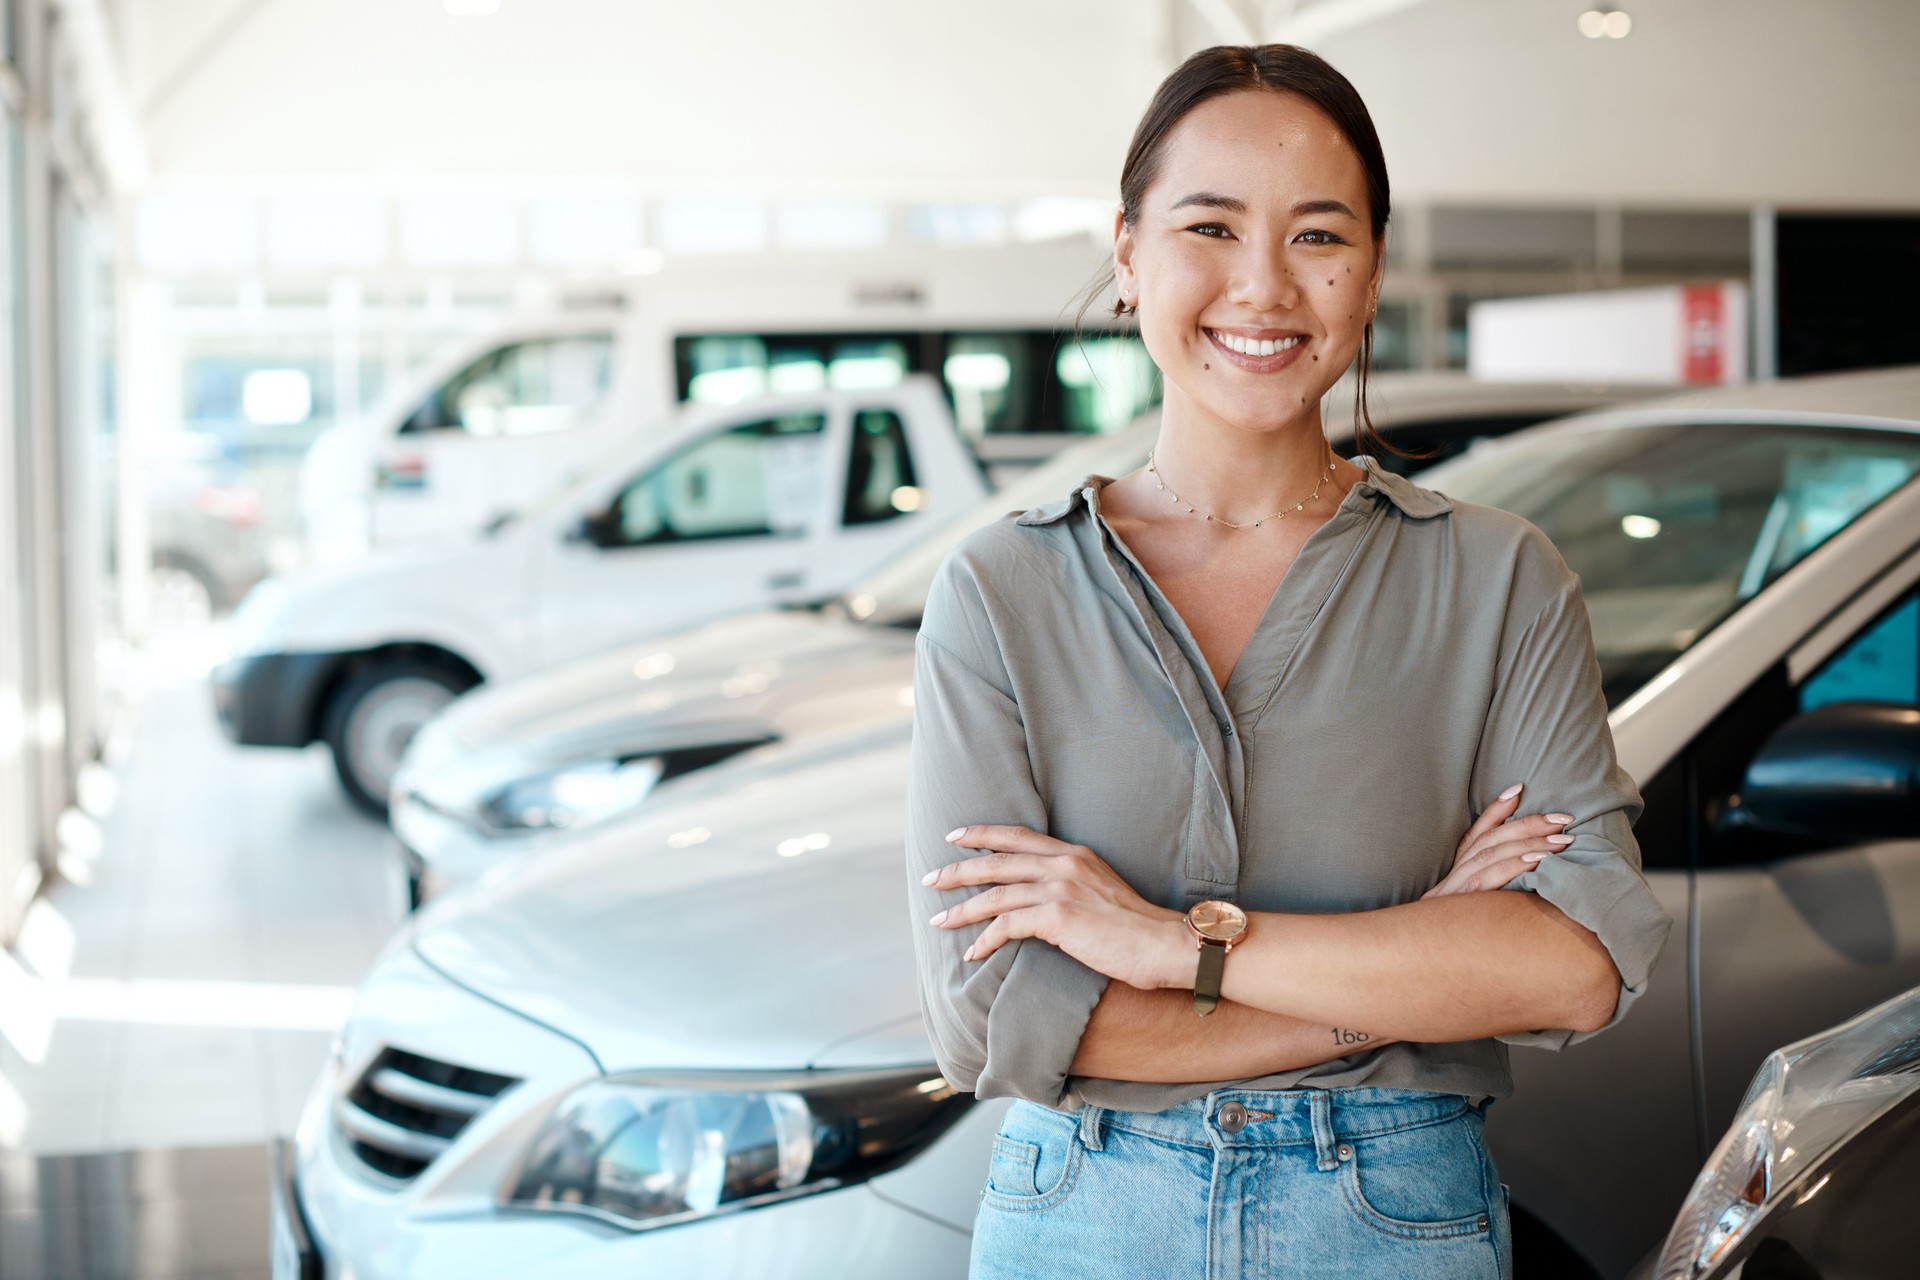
[0,622,408,1275]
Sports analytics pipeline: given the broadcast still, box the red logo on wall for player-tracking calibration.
[1681,284,1724,384]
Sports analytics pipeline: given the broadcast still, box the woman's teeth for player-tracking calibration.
[1209,331,1305,358]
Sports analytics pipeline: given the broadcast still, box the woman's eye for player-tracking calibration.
[1186,222,1232,239]
[1295,229,1346,246]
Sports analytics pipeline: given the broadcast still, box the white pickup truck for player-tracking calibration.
[214,375,990,816]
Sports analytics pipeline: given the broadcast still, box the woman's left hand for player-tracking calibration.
[924,825,1186,991]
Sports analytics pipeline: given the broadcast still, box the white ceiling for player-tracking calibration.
[109,0,1920,208]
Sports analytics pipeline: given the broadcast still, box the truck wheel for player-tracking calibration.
[323,659,474,820]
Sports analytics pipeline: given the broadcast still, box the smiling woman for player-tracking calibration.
[906,43,1670,1280]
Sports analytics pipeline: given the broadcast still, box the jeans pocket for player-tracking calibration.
[980,1102,1082,1212]
[1337,1113,1493,1241]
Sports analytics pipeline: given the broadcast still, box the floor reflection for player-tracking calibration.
[0,1143,268,1279]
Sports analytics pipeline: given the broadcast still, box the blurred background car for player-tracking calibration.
[214,376,991,816]
[282,367,1920,1279]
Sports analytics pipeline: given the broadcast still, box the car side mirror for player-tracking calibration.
[1718,702,1920,841]
[567,507,618,548]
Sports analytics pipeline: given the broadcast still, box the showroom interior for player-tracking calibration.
[3,0,1920,1276]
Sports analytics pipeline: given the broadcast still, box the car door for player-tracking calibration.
[372,332,617,545]
[1691,553,1920,1139]
[529,407,834,669]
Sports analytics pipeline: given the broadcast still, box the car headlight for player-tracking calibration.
[501,1066,971,1231]
[1655,985,1920,1279]
[476,755,666,832]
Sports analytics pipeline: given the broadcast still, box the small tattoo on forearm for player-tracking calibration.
[1331,1028,1372,1047]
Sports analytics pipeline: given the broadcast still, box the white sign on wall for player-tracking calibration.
[1469,281,1748,385]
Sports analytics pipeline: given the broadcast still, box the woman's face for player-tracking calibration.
[1115,89,1383,437]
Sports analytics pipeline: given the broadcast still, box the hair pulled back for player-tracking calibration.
[1090,44,1397,455]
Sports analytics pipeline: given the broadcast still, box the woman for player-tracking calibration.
[903,44,1671,1279]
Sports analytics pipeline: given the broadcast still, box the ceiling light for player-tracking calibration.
[1577,9,1607,37]
[1603,9,1632,37]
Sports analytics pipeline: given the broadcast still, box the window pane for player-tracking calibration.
[844,410,920,526]
[1801,595,1920,711]
[407,335,614,435]
[944,334,1031,438]
[1055,338,1160,434]
[1431,424,1920,707]
[614,413,826,544]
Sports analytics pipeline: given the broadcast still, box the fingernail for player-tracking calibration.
[963,945,977,961]
[1523,852,1549,863]
[1546,834,1575,845]
[929,910,947,926]
[1499,784,1523,801]
[946,827,967,842]
[921,869,939,885]
[1545,814,1574,825]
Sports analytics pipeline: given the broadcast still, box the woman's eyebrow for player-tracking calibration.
[1166,192,1359,220]
[1292,198,1358,219]
[1168,191,1247,213]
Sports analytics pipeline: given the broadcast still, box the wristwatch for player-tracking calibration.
[1184,900,1249,1017]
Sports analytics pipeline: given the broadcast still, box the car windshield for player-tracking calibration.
[1424,421,1920,707]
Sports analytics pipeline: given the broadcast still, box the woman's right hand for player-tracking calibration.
[1422,784,1575,899]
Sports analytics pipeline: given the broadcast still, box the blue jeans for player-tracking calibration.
[970,1088,1511,1279]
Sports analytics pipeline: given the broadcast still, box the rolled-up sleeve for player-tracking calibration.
[1475,550,1675,1050]
[905,556,1111,1108]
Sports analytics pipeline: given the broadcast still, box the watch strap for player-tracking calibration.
[1192,941,1226,1017]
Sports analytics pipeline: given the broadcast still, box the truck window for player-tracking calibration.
[401,334,614,436]
[843,409,920,526]
[610,412,828,545]
[1056,337,1162,434]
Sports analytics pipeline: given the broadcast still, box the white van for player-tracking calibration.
[218,376,990,816]
[298,243,1161,563]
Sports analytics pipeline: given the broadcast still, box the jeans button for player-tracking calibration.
[1336,1142,1353,1161]
[1217,1101,1248,1133]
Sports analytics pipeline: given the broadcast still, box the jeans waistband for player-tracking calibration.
[1071,1087,1478,1170]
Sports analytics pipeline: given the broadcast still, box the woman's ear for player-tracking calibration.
[1113,206,1136,306]
[1367,235,1386,317]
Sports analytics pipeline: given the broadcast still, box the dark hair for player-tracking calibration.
[1084,44,1400,457]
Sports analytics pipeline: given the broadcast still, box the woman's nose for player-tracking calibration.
[1227,242,1302,312]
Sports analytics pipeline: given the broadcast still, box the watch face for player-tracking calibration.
[1189,900,1247,942]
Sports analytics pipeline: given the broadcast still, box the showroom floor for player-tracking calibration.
[0,621,403,1276]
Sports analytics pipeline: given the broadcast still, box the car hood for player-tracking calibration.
[401,608,917,781]
[410,719,933,1071]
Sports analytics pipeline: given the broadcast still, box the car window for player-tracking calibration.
[1800,591,1920,711]
[402,334,615,436]
[843,409,921,526]
[1427,423,1920,708]
[609,412,827,546]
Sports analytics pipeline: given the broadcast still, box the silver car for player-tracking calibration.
[295,367,1920,1279]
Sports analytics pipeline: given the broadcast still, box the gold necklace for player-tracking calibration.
[1145,450,1338,530]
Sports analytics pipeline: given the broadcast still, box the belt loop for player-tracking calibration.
[1078,1104,1106,1152]
[1309,1091,1339,1172]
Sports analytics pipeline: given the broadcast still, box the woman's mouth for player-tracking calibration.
[1204,328,1309,371]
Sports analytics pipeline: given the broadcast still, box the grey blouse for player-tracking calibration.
[904,458,1673,1113]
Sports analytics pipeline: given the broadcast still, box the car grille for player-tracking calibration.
[335,1047,520,1181]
